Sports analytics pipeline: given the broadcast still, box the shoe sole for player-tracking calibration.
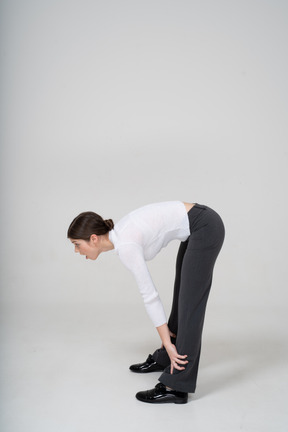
[136,395,188,404]
[129,368,165,373]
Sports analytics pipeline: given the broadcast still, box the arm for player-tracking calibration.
[118,244,188,372]
[157,323,188,374]
[118,244,167,327]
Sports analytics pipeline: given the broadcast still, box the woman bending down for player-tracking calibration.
[67,201,225,404]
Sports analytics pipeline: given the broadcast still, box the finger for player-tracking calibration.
[177,354,188,359]
[170,360,182,374]
[174,364,186,370]
[175,359,189,365]
[174,358,186,365]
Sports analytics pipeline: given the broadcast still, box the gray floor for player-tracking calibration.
[1,302,287,432]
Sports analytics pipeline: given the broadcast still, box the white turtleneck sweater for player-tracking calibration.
[109,201,190,327]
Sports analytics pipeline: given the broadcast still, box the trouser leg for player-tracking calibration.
[168,240,188,335]
[158,208,225,392]
[151,241,187,367]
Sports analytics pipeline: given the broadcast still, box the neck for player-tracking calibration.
[102,232,114,252]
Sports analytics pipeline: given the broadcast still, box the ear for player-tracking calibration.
[90,234,99,244]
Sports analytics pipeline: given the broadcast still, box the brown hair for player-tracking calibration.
[67,211,114,240]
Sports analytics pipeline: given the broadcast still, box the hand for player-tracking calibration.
[165,343,188,374]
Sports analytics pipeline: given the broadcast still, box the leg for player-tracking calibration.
[168,240,188,335]
[151,240,188,367]
[158,208,225,393]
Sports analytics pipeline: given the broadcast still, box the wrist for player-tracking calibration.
[156,323,174,350]
[163,341,173,350]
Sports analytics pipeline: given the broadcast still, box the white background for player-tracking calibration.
[1,1,287,431]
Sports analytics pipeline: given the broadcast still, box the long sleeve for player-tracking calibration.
[117,243,167,327]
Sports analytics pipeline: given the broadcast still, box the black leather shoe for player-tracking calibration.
[129,354,165,373]
[136,383,188,404]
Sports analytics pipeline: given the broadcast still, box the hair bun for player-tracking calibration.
[104,219,114,231]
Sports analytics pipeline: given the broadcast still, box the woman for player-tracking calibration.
[67,201,225,404]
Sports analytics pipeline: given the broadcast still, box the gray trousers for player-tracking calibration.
[152,204,225,393]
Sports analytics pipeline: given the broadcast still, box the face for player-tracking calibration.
[70,236,101,260]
